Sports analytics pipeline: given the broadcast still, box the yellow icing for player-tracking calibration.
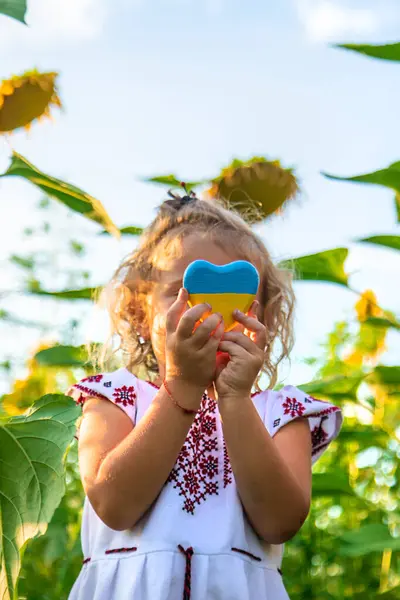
[188,292,256,331]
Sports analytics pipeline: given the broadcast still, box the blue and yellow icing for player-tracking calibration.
[183,260,260,331]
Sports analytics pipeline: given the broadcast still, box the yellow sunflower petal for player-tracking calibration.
[355,289,382,322]
[0,81,14,95]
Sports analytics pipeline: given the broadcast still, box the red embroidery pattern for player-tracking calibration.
[168,394,227,514]
[313,406,340,418]
[73,384,109,403]
[223,440,233,488]
[282,397,306,418]
[112,385,136,407]
[312,442,330,456]
[105,547,137,555]
[311,423,329,448]
[82,374,103,383]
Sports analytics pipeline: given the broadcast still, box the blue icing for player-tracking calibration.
[183,260,259,294]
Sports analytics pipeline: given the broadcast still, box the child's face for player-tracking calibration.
[147,234,255,380]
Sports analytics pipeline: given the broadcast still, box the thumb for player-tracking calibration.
[166,288,189,334]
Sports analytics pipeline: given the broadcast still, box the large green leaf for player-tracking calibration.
[0,0,26,23]
[339,524,400,557]
[1,153,120,237]
[299,374,363,402]
[369,366,400,386]
[0,395,80,600]
[323,162,400,222]
[358,235,400,251]
[312,472,355,498]
[279,248,348,286]
[29,285,99,300]
[34,345,90,367]
[144,174,205,191]
[336,42,400,62]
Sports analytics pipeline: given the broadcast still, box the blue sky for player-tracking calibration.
[1,0,400,392]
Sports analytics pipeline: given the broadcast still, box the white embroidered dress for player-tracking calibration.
[67,368,342,600]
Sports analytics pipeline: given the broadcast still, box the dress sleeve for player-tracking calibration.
[265,385,343,464]
[66,370,137,435]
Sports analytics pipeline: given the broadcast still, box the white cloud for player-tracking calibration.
[0,0,132,48]
[294,0,379,42]
[26,0,108,40]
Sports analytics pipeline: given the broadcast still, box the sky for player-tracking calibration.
[1,0,400,393]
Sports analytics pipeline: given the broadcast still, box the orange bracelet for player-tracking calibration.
[163,380,198,416]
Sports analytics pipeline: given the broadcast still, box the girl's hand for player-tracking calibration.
[215,302,266,402]
[165,288,225,398]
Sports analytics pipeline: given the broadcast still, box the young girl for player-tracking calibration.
[67,192,343,600]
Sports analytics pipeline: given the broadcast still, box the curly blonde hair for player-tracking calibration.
[96,195,295,389]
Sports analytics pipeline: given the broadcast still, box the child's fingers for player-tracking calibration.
[233,309,266,349]
[247,300,259,319]
[176,302,212,340]
[192,313,223,347]
[221,331,255,353]
[204,320,225,351]
[218,339,247,359]
[215,349,230,378]
[166,288,189,334]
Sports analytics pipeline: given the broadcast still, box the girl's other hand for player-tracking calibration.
[215,301,266,402]
[165,288,225,397]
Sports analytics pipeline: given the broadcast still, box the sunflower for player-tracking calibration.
[345,290,387,366]
[1,342,57,415]
[0,70,61,133]
[355,289,382,322]
[207,157,299,223]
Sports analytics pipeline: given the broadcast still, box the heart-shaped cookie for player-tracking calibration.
[183,260,260,331]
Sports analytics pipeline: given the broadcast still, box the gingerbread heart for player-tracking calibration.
[183,260,259,331]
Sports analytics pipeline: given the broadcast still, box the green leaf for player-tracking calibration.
[339,524,400,557]
[338,426,389,449]
[0,394,80,600]
[323,163,400,190]
[299,374,363,402]
[279,248,349,286]
[0,310,47,330]
[323,162,400,222]
[1,152,120,237]
[378,588,400,599]
[144,175,204,191]
[358,235,400,251]
[312,472,355,498]
[10,254,34,270]
[336,42,400,62]
[369,366,400,386]
[34,345,90,367]
[0,0,26,23]
[350,586,400,600]
[28,285,99,300]
[100,225,143,236]
[365,316,400,331]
